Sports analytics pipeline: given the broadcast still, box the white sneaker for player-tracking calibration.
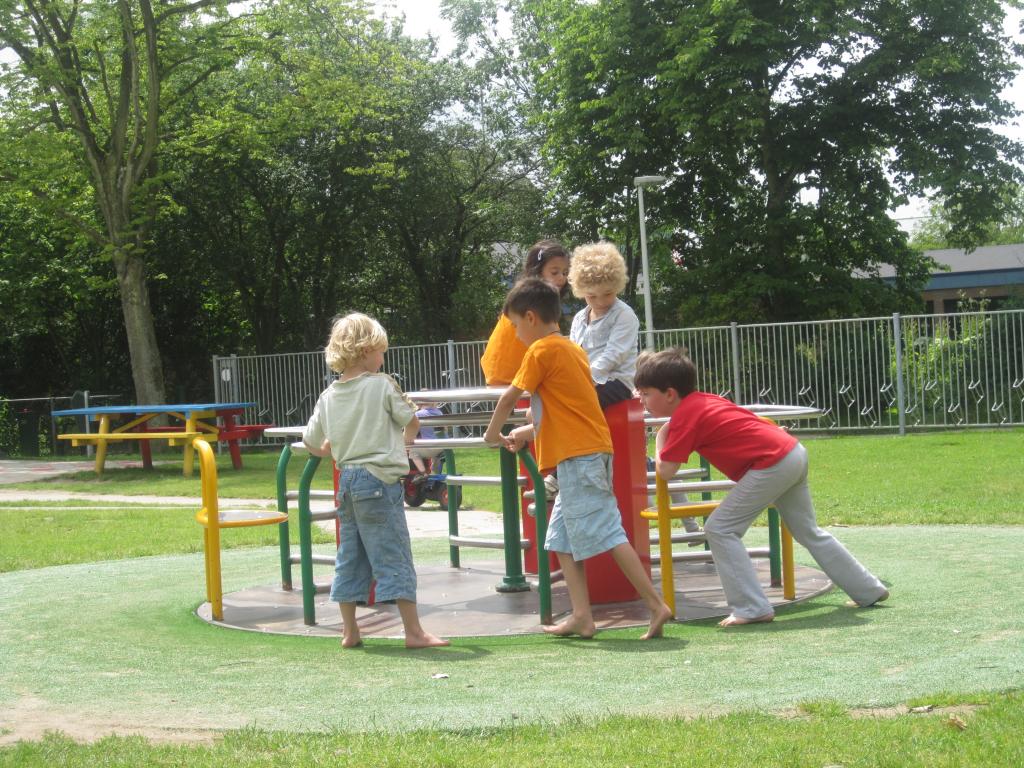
[542,473,559,499]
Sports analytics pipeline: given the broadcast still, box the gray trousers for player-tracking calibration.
[704,443,886,619]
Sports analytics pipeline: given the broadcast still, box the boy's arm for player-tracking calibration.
[483,385,524,447]
[654,423,681,480]
[305,438,332,458]
[502,423,535,453]
[403,414,421,446]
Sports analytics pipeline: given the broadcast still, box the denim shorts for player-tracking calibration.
[330,466,417,604]
[544,453,628,560]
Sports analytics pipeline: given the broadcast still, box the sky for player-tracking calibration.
[370,0,1024,230]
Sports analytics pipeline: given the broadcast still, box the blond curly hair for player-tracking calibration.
[324,312,388,373]
[568,241,628,297]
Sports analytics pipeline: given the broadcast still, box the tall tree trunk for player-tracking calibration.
[112,248,166,404]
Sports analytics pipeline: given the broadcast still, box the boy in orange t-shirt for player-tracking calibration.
[483,278,671,640]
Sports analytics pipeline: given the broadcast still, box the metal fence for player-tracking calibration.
[212,308,1024,440]
[212,340,490,438]
[0,392,122,457]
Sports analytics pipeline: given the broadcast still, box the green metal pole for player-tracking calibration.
[445,448,460,568]
[298,454,322,625]
[496,446,529,592]
[768,506,782,587]
[519,450,551,624]
[276,444,293,590]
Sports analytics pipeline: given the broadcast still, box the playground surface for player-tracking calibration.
[3,525,1023,745]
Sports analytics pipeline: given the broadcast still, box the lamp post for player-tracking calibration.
[634,174,667,350]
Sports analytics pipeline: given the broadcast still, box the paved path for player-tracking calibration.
[0,458,153,484]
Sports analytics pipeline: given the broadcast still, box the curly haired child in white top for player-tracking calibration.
[567,241,701,535]
[568,241,639,410]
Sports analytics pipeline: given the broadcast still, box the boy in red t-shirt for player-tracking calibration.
[635,347,889,627]
[483,278,672,640]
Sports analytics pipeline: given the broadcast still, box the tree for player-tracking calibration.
[910,186,1024,250]
[156,0,551,353]
[0,0,238,403]
[516,0,1024,323]
[0,185,127,397]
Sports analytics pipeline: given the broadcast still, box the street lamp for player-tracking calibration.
[634,174,667,350]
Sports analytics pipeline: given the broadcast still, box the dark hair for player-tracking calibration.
[634,347,698,396]
[502,277,562,324]
[522,239,570,298]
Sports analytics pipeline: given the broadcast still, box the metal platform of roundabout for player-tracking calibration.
[198,558,833,638]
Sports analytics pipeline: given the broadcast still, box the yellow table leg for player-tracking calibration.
[655,476,676,617]
[94,415,110,476]
[183,414,197,477]
[781,521,796,600]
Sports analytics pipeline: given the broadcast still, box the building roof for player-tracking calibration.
[876,243,1024,290]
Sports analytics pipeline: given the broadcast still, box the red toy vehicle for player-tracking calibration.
[402,452,461,508]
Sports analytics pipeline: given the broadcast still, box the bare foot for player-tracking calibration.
[405,631,450,649]
[641,603,673,640]
[341,634,363,649]
[718,613,774,628]
[542,617,596,639]
[846,588,889,608]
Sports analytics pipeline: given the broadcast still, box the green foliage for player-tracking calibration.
[910,187,1024,250]
[0,186,127,397]
[516,0,1024,323]
[1,1,552,397]
[0,0,244,403]
[894,309,1022,426]
[0,399,17,456]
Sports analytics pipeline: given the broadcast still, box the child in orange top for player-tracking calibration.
[479,240,570,385]
[483,278,672,640]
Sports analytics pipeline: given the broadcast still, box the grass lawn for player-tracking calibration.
[12,428,1024,524]
[1,429,1022,764]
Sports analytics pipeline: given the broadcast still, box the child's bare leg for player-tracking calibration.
[609,542,672,639]
[339,603,362,648]
[543,552,596,638]
[396,599,449,648]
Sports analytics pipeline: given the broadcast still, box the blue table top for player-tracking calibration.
[52,402,255,417]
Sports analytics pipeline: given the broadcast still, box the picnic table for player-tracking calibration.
[52,402,271,477]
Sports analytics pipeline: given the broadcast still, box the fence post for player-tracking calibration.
[445,339,463,428]
[730,322,742,403]
[892,312,906,436]
[48,396,56,456]
[446,340,458,389]
[211,355,221,403]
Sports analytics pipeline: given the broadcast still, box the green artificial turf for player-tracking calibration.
[1,527,1021,736]
[2,429,1022,761]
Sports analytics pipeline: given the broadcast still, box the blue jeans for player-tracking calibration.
[544,453,627,560]
[330,467,417,604]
